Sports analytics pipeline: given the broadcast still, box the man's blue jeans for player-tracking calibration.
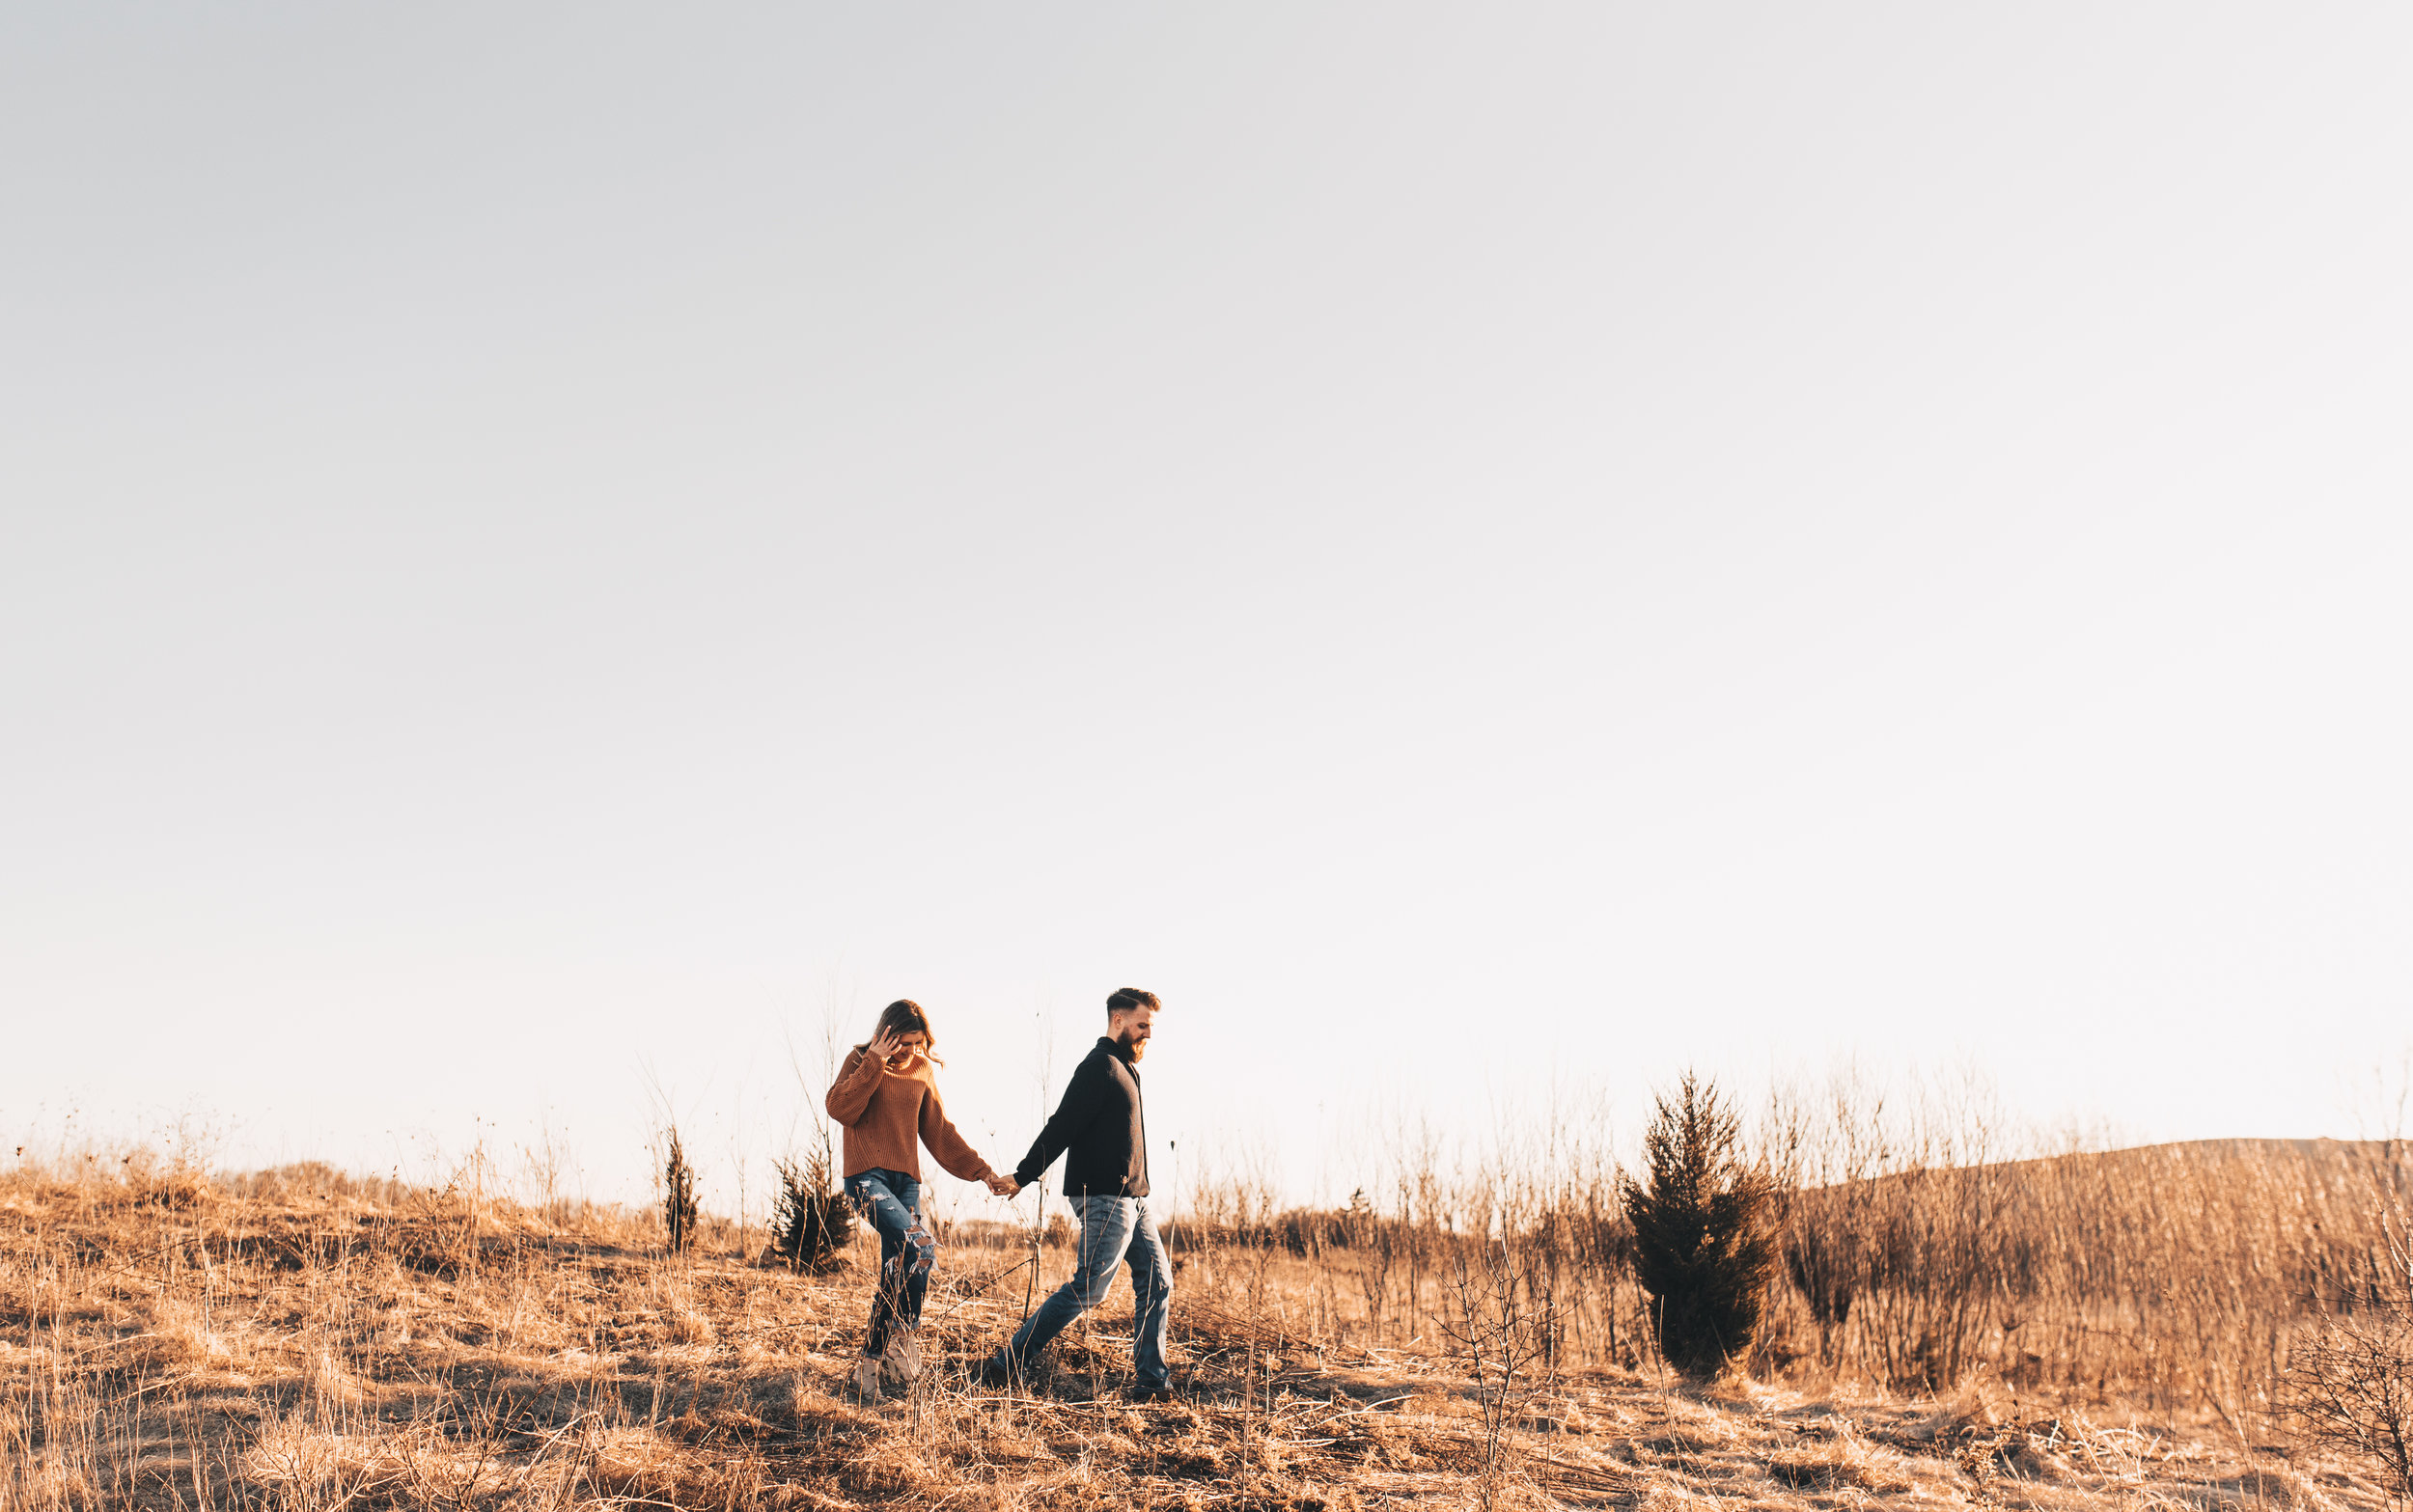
[844,1168,934,1358]
[995,1196,1172,1388]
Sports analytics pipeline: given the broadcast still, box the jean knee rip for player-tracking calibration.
[902,1224,936,1278]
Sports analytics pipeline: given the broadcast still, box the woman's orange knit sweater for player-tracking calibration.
[823,1048,997,1185]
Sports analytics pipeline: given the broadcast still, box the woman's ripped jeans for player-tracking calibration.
[843,1168,935,1357]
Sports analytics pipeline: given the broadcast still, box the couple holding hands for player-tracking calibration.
[820,987,1173,1402]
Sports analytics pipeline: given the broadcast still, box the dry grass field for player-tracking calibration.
[4,1122,2409,1511]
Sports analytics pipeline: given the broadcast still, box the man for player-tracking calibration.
[980,987,1174,1401]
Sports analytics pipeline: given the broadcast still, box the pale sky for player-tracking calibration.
[5,6,2410,1216]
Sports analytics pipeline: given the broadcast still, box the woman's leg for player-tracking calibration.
[892,1175,934,1332]
[844,1170,917,1359]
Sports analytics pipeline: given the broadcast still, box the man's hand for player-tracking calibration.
[985,1173,1020,1197]
[868,1028,903,1062]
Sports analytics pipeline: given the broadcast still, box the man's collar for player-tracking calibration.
[1098,1034,1135,1065]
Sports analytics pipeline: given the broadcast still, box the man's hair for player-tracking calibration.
[1105,988,1160,1017]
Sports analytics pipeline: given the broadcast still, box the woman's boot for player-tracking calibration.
[881,1325,923,1385]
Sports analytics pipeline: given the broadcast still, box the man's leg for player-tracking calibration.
[991,1197,1135,1378]
[1123,1197,1174,1390]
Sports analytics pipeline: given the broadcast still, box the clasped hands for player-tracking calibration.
[984,1173,1022,1197]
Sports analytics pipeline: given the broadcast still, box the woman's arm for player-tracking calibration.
[824,1048,883,1126]
[917,1080,997,1185]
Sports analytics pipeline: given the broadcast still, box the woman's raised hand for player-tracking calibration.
[868,1028,902,1061]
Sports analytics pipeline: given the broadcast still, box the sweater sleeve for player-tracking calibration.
[916,1080,996,1184]
[824,1048,884,1127]
[1012,1053,1106,1190]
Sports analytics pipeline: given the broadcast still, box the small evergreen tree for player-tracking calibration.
[1619,1072,1776,1374]
[770,1151,854,1271]
[664,1129,700,1254]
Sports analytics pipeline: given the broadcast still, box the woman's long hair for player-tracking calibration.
[857,999,942,1064]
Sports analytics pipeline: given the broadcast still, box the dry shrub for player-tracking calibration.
[1441,1226,1564,1507]
[663,1129,701,1253]
[121,1149,212,1211]
[1346,1414,1428,1471]
[668,1303,718,1344]
[239,1417,401,1499]
[2285,1307,2413,1500]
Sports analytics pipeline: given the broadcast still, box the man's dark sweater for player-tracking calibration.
[1013,1036,1149,1197]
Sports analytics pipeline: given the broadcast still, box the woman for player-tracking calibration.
[823,998,1013,1399]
